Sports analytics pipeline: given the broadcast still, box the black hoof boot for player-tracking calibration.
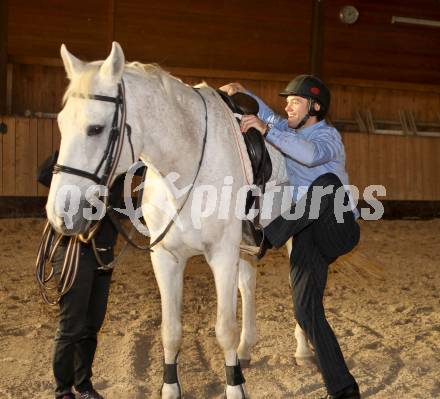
[224,360,247,398]
[160,356,182,398]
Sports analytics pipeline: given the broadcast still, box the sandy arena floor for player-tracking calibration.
[0,218,439,399]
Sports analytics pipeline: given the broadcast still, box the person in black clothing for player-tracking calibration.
[38,153,141,399]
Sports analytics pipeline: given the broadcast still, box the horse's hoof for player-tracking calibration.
[161,382,182,399]
[224,384,248,399]
[239,358,251,368]
[295,355,316,367]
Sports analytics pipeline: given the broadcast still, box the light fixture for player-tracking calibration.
[339,5,359,25]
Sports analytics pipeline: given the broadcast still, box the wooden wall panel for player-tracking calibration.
[52,119,61,151]
[2,116,15,195]
[420,138,440,200]
[37,119,53,196]
[0,0,7,114]
[0,117,3,194]
[404,136,423,200]
[10,63,67,116]
[341,133,440,201]
[8,0,111,60]
[0,117,49,196]
[15,118,37,196]
[342,132,369,196]
[323,0,440,84]
[328,81,440,123]
[114,0,311,73]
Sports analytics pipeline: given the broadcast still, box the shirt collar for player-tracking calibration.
[293,120,326,135]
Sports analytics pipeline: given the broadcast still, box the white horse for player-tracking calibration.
[46,42,315,398]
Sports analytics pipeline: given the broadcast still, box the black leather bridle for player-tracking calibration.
[53,80,135,187]
[36,79,138,305]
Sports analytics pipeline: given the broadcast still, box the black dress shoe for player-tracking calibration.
[77,389,104,399]
[322,383,360,399]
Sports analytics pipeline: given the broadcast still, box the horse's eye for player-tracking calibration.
[87,125,104,136]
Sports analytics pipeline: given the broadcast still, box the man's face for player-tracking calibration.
[285,95,309,129]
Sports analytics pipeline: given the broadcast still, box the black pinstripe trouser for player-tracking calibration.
[264,173,360,394]
[52,244,113,398]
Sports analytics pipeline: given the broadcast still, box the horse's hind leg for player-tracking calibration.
[237,258,257,368]
[285,239,315,366]
[151,246,186,399]
[207,248,248,399]
[294,323,316,366]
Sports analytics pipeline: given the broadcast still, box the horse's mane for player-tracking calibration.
[62,61,195,105]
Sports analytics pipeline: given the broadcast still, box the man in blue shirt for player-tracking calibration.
[221,75,361,399]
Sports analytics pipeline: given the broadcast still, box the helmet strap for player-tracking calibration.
[295,98,313,130]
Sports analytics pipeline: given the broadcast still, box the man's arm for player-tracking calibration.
[246,91,288,130]
[219,82,287,129]
[265,126,343,167]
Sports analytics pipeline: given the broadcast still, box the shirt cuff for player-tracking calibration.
[263,124,275,140]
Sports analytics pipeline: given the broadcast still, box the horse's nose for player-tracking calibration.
[48,199,78,234]
[53,215,65,232]
[48,212,72,234]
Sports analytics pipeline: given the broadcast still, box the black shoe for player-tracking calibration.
[322,383,360,399]
[77,389,104,399]
[57,394,76,399]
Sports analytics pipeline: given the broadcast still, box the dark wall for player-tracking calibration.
[8,0,111,60]
[7,1,440,83]
[5,1,440,117]
[323,0,440,84]
[8,0,312,74]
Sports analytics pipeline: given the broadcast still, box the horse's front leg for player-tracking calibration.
[208,248,248,399]
[237,258,257,368]
[151,246,186,399]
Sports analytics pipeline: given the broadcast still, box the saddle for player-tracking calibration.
[217,90,272,213]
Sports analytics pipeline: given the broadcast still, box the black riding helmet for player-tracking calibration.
[280,75,331,128]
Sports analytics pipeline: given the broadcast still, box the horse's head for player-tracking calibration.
[47,42,141,235]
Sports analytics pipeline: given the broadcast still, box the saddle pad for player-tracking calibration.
[211,88,254,185]
[266,141,288,186]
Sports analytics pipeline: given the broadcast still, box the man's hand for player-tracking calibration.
[219,82,246,96]
[240,115,268,136]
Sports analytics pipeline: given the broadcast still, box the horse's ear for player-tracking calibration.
[60,44,84,80]
[99,42,125,83]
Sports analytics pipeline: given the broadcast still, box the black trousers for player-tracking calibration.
[52,243,113,398]
[264,173,360,394]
